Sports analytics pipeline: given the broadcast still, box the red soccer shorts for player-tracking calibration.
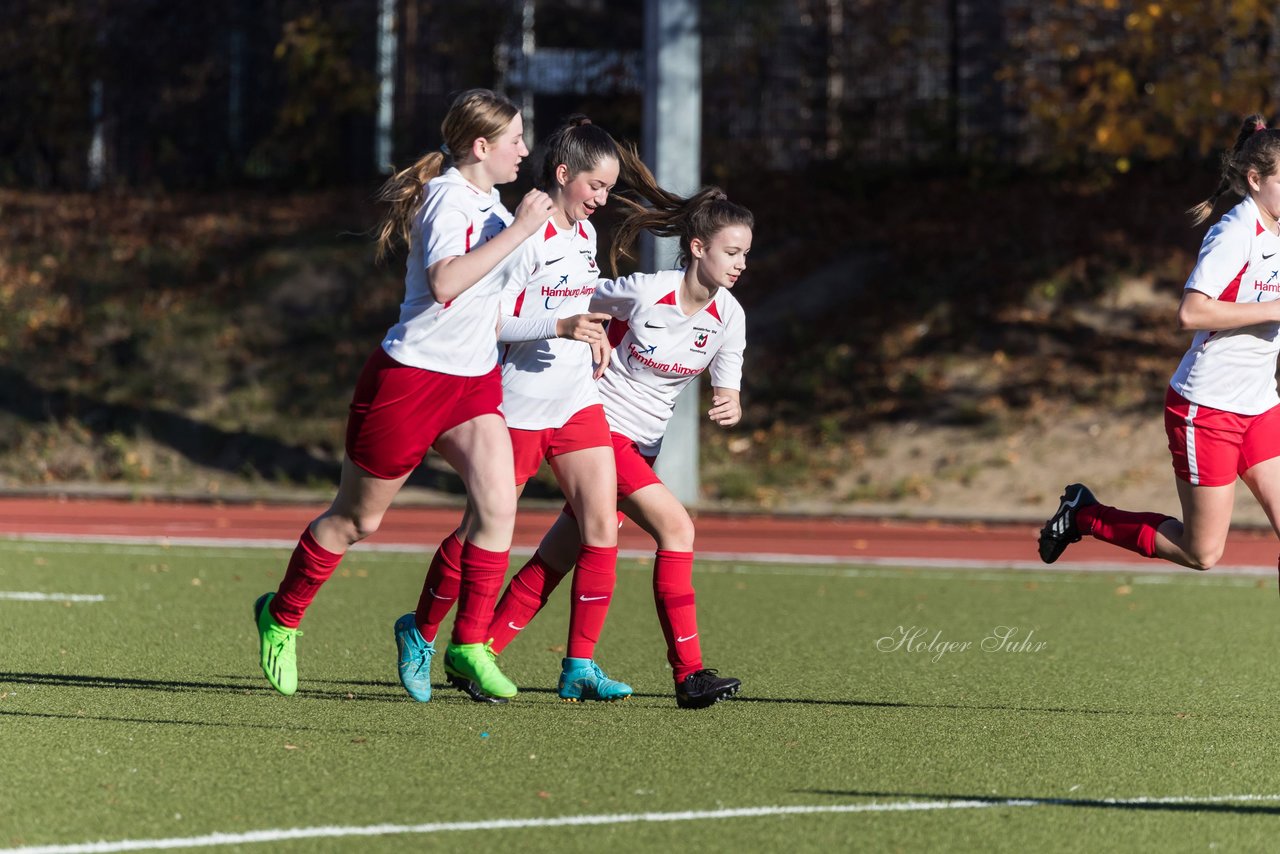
[1164,387,1280,486]
[509,404,612,485]
[611,431,661,500]
[345,347,503,480]
[562,430,660,525]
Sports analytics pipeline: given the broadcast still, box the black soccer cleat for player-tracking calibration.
[445,673,510,704]
[675,669,741,709]
[1038,483,1098,564]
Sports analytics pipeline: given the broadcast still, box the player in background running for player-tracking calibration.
[393,116,639,704]
[488,181,753,709]
[1040,114,1280,576]
[252,89,553,701]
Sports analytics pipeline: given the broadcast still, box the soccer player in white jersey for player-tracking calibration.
[1040,114,1280,574]
[251,89,554,701]
[493,184,753,709]
[394,117,645,704]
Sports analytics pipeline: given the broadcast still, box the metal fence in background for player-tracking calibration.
[4,0,1269,191]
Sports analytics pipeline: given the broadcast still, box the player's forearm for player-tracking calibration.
[1177,294,1280,331]
[712,387,740,406]
[428,227,533,304]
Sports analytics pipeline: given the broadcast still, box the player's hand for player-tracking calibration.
[555,312,611,344]
[512,189,555,236]
[590,337,612,379]
[708,394,741,427]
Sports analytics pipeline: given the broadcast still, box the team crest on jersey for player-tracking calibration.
[688,325,718,354]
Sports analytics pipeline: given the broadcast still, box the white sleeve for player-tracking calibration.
[589,273,643,320]
[423,187,476,268]
[1185,220,1250,298]
[496,240,555,342]
[498,316,559,343]
[709,306,746,391]
[498,240,538,311]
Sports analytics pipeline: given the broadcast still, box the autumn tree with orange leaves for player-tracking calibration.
[1005,0,1279,171]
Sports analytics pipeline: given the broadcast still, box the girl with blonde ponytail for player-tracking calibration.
[1040,114,1280,582]
[251,88,554,703]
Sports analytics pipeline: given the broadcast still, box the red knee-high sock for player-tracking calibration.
[271,527,343,628]
[451,542,510,645]
[653,549,702,683]
[487,551,565,653]
[567,544,618,660]
[1076,505,1173,559]
[414,532,464,642]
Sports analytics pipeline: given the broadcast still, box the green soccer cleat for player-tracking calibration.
[443,642,517,701]
[254,592,301,696]
[394,613,435,702]
[558,657,633,702]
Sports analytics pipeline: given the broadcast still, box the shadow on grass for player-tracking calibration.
[729,695,1183,716]
[798,790,1280,816]
[0,670,408,703]
[11,671,1167,716]
[0,707,363,734]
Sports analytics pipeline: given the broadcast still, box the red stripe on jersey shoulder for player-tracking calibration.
[544,221,557,241]
[656,291,678,306]
[704,300,722,322]
[1218,261,1249,303]
[1259,220,1267,236]
[607,318,630,347]
[465,223,475,253]
[513,288,526,317]
[578,222,588,239]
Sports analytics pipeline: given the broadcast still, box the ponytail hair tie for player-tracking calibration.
[440,143,452,156]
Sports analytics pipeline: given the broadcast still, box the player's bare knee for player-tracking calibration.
[660,516,696,552]
[473,501,516,538]
[1187,547,1222,571]
[581,514,619,550]
[348,513,383,543]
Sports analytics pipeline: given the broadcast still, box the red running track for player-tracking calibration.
[2,496,1278,568]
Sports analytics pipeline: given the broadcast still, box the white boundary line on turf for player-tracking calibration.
[3,532,1276,578]
[5,796,1280,854]
[0,591,105,602]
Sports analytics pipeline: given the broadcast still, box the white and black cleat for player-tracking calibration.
[1038,483,1097,564]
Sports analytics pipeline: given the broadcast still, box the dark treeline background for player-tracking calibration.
[8,0,1275,192]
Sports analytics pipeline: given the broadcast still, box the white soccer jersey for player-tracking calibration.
[1170,195,1280,415]
[497,218,604,429]
[381,167,515,376]
[590,269,746,454]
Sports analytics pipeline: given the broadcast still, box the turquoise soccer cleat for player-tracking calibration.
[558,657,633,702]
[394,613,435,702]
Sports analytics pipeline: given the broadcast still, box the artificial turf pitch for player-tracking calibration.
[3,538,1280,852]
